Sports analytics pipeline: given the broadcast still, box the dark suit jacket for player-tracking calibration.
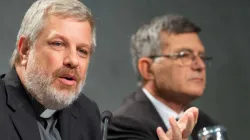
[0,68,101,140]
[108,89,218,140]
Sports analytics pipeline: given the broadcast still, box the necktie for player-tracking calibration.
[45,117,62,140]
[38,116,62,140]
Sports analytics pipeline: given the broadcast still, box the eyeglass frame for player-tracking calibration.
[148,49,213,66]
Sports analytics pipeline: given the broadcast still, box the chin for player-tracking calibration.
[185,82,205,95]
[186,88,204,97]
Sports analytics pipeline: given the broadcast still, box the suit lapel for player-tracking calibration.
[135,89,168,131]
[3,68,41,140]
[58,101,80,140]
[10,106,41,140]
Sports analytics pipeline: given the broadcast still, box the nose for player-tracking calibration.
[63,47,79,68]
[191,56,206,71]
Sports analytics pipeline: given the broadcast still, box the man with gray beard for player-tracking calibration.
[0,0,101,140]
[0,0,202,140]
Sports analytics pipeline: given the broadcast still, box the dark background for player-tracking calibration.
[1,0,249,139]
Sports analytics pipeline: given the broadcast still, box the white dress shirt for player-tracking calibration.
[142,88,184,129]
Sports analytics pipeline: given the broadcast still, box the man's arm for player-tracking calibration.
[108,107,198,140]
[108,115,158,140]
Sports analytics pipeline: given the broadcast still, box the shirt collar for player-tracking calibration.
[26,91,56,119]
[142,88,184,128]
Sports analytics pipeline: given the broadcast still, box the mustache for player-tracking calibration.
[53,67,81,82]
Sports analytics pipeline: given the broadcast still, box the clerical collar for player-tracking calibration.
[26,91,57,118]
[40,109,57,118]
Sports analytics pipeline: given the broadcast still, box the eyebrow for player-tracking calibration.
[47,32,92,50]
[174,47,205,54]
[47,31,61,40]
[175,48,194,53]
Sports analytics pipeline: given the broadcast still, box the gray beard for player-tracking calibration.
[23,51,85,110]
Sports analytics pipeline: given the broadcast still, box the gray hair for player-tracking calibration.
[10,0,96,67]
[130,15,201,85]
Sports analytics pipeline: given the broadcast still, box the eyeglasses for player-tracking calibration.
[148,50,213,66]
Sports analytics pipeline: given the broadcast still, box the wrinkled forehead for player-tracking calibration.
[34,16,93,49]
[159,31,205,53]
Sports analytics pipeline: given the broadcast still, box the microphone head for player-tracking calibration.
[101,110,113,123]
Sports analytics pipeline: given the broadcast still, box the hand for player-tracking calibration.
[156,107,199,140]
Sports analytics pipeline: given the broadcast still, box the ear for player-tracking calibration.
[17,36,30,66]
[138,57,154,81]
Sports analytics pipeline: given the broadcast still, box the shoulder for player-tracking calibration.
[76,93,101,119]
[112,90,160,126]
[108,92,159,140]
[114,99,151,119]
[0,74,7,104]
[114,90,153,119]
[197,109,219,126]
[77,93,99,109]
[108,114,158,140]
[74,94,101,139]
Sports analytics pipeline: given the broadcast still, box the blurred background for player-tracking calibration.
[0,0,249,139]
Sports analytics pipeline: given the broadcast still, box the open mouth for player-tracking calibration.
[58,74,77,86]
[62,76,76,81]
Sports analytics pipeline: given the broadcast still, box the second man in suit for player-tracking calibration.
[108,14,218,140]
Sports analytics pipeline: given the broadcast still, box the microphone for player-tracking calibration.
[101,110,113,140]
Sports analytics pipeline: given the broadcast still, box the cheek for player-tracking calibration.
[183,70,205,93]
[169,67,189,88]
[155,65,174,86]
[78,60,90,79]
[178,68,189,82]
[39,52,63,73]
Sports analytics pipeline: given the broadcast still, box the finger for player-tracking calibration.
[176,107,198,138]
[156,127,170,140]
[192,107,199,124]
[168,116,182,140]
[177,113,188,131]
[187,107,199,124]
[182,112,195,138]
[178,107,198,129]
